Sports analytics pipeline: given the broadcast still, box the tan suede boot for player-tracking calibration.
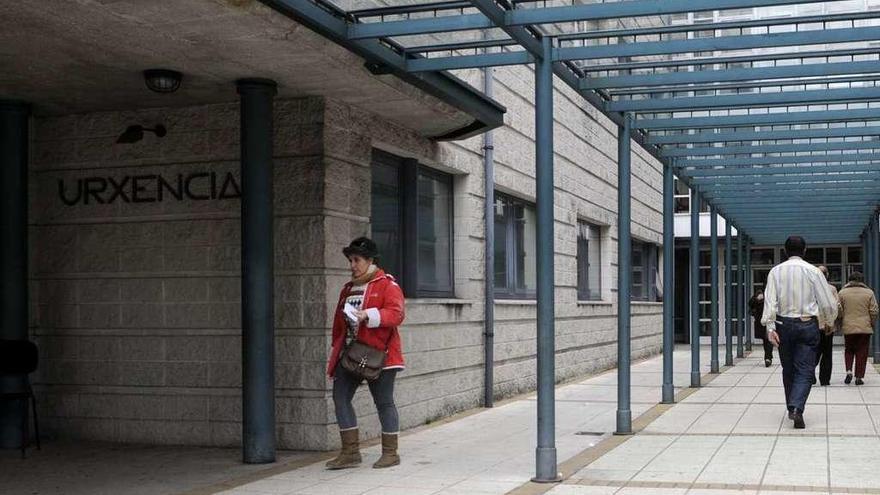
[372,433,400,469]
[325,428,361,470]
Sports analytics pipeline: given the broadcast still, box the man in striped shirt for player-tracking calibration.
[761,236,838,429]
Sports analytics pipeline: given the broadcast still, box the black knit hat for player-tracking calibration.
[343,237,379,260]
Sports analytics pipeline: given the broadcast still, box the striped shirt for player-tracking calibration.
[761,256,839,332]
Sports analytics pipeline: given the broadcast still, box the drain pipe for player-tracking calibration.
[483,64,495,408]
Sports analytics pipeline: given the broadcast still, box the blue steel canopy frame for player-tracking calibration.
[262,0,880,482]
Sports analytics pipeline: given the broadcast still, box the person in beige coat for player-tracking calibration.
[838,271,879,385]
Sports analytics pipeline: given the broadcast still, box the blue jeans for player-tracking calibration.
[777,317,821,413]
[332,365,399,433]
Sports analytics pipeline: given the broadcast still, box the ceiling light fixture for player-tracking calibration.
[143,69,183,93]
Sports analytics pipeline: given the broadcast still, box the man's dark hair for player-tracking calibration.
[784,236,806,257]
[849,271,865,283]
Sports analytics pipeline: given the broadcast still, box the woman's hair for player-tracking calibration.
[849,271,865,283]
[342,237,379,260]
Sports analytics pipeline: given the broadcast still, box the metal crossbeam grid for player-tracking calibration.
[273,0,880,245]
[260,0,880,482]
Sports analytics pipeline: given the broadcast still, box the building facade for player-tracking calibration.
[16,3,667,451]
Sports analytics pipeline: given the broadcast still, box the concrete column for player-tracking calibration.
[710,207,719,373]
[662,162,675,404]
[237,79,277,464]
[533,37,559,483]
[0,100,30,449]
[616,114,633,433]
[690,187,701,387]
[724,221,734,366]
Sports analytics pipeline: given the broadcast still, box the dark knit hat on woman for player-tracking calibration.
[342,237,379,259]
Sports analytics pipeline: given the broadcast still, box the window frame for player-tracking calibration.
[370,149,455,299]
[632,239,659,302]
[577,221,602,301]
[494,192,537,300]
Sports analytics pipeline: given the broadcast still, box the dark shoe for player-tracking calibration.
[764,359,772,367]
[792,410,805,429]
[788,410,795,420]
[845,374,853,385]
[856,378,865,386]
[372,433,400,469]
[820,381,830,386]
[326,428,362,470]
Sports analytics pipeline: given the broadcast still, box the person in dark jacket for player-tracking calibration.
[814,265,839,386]
[749,288,773,367]
[325,237,406,470]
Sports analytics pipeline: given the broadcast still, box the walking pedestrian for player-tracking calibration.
[749,288,773,367]
[761,236,838,429]
[814,265,839,386]
[326,237,406,470]
[838,271,878,386]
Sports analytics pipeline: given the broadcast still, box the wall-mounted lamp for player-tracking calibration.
[116,124,167,144]
[144,69,182,93]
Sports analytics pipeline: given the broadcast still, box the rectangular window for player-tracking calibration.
[370,150,454,298]
[632,240,659,301]
[577,221,602,300]
[674,177,690,213]
[495,192,537,299]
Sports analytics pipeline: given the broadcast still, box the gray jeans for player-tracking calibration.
[332,365,399,432]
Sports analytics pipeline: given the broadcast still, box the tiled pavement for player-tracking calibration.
[217,346,880,495]
[550,348,880,495]
[215,347,700,495]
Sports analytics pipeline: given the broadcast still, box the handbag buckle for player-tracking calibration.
[358,356,368,369]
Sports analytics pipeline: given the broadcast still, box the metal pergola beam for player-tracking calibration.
[557,25,880,61]
[580,47,880,74]
[690,171,880,183]
[687,163,880,178]
[637,108,880,130]
[649,126,880,145]
[585,61,880,91]
[508,0,852,26]
[608,87,880,113]
[679,152,880,168]
[662,140,880,157]
[611,74,880,98]
[560,10,880,43]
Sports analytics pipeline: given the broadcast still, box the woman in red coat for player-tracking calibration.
[325,237,405,470]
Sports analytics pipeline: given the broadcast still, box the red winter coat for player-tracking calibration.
[327,269,406,377]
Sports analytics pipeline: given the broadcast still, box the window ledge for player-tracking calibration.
[577,300,613,306]
[406,298,475,306]
[494,299,537,306]
[633,301,663,306]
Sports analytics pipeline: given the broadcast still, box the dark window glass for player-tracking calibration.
[826,247,842,264]
[675,197,690,213]
[577,221,602,300]
[849,246,862,264]
[370,150,454,297]
[371,160,402,279]
[805,247,823,264]
[751,248,775,265]
[417,171,453,294]
[632,240,659,301]
[495,193,537,299]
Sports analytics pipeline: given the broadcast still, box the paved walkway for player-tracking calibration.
[548,348,880,495]
[215,346,880,495]
[215,347,705,495]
